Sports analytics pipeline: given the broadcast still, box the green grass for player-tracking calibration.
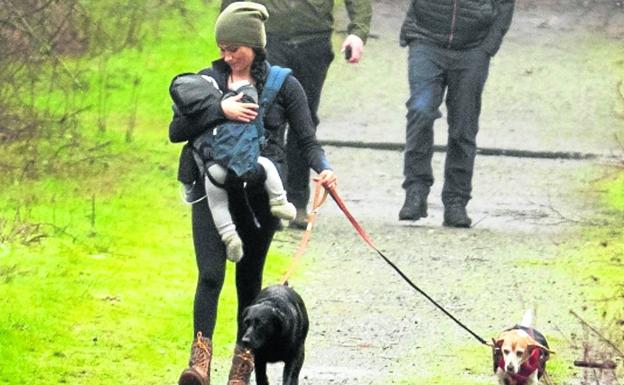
[0,151,294,383]
[77,6,219,138]
[560,172,624,302]
[605,173,624,211]
[0,2,295,384]
[0,137,296,384]
[548,170,624,380]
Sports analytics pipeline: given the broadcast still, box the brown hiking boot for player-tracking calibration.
[179,332,212,385]
[227,345,254,385]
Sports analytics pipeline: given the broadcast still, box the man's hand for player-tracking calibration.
[340,34,364,64]
[221,93,259,122]
[314,169,337,190]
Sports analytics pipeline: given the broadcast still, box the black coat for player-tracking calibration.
[169,59,330,184]
[399,0,514,56]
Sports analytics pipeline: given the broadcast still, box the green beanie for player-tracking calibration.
[215,2,269,49]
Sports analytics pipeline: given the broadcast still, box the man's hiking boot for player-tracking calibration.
[222,231,243,263]
[398,189,428,221]
[270,197,297,221]
[179,332,212,385]
[288,208,308,230]
[443,201,472,228]
[227,345,254,385]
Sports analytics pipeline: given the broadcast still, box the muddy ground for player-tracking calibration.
[226,1,623,384]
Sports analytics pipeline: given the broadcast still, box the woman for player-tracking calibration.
[168,3,337,385]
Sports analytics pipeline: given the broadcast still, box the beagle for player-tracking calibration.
[493,310,552,385]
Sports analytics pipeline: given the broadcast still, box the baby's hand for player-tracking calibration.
[221,93,259,122]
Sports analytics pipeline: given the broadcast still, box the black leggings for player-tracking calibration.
[191,179,278,342]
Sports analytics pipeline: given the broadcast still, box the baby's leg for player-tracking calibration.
[257,156,296,220]
[205,164,243,262]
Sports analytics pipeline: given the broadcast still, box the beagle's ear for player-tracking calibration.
[494,331,511,347]
[527,337,553,354]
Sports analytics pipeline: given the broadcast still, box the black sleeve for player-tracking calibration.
[168,102,227,143]
[280,76,331,173]
[480,0,515,56]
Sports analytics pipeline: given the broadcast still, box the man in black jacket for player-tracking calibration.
[398,0,514,227]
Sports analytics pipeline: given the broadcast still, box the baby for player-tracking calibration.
[170,74,296,262]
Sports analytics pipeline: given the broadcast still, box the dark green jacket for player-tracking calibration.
[221,0,371,43]
[400,0,514,56]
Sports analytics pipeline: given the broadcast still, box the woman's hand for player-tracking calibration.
[221,93,259,122]
[314,169,337,190]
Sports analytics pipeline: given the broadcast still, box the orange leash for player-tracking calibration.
[279,182,329,285]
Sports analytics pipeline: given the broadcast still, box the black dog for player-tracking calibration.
[241,284,309,385]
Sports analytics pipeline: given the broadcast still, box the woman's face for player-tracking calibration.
[219,45,255,74]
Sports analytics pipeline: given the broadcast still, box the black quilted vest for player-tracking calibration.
[400,0,499,49]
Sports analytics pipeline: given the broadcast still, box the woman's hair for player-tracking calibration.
[251,47,268,94]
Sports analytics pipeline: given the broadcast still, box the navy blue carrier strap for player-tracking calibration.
[254,65,292,141]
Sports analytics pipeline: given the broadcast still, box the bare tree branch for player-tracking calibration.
[3,0,83,87]
[570,310,624,358]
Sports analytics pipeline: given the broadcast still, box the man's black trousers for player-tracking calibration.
[403,41,491,205]
[266,35,334,210]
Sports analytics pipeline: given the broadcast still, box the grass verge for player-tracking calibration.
[0,2,297,384]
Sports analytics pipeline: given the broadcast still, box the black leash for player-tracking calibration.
[325,184,491,347]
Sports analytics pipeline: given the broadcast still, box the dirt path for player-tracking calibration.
[265,1,623,384]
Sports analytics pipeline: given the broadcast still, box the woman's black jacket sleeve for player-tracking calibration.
[274,75,330,173]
